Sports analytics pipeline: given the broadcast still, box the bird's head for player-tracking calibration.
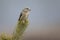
[22,7,31,13]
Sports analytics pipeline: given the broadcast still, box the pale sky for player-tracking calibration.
[0,0,60,35]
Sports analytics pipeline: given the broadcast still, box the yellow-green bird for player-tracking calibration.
[13,7,31,40]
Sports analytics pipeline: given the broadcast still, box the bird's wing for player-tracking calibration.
[18,13,22,21]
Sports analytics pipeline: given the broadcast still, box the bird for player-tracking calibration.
[18,7,31,23]
[13,8,31,40]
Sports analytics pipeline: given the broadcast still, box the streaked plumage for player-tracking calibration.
[18,8,31,23]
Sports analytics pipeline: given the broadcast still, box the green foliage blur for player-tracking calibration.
[0,19,29,40]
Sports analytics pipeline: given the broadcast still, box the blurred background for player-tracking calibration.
[0,0,60,40]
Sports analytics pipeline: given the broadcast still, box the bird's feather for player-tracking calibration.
[18,13,22,21]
